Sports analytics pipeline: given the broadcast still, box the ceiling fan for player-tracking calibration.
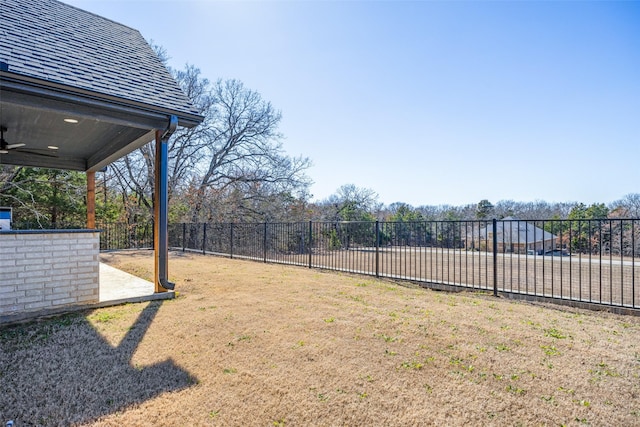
[0,126,58,157]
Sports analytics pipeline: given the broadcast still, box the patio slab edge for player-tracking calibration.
[0,291,175,326]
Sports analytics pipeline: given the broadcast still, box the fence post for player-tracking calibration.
[230,223,234,259]
[263,222,268,263]
[308,220,313,268]
[182,223,186,252]
[202,223,207,255]
[492,218,498,297]
[375,220,380,278]
[633,220,636,308]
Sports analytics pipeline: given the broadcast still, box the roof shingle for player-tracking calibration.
[0,0,199,117]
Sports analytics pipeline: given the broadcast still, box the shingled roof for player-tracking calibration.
[0,0,203,171]
[0,0,199,118]
[0,0,197,299]
[477,217,557,244]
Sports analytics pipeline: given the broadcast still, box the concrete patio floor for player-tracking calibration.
[99,263,174,305]
[1,263,173,325]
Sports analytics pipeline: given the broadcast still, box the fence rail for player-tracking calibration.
[98,222,153,251]
[12,221,154,251]
[100,219,640,312]
[161,219,640,312]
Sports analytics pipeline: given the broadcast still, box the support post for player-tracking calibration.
[86,171,96,229]
[154,116,178,292]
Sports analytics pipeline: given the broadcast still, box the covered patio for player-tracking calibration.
[0,0,203,322]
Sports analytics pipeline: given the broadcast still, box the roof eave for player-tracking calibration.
[0,71,204,129]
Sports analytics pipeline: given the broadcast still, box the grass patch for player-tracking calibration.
[544,327,568,339]
[1,250,639,426]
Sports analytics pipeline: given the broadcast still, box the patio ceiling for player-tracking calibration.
[1,71,201,172]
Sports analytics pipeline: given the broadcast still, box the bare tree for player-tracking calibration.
[107,64,216,222]
[611,193,640,218]
[107,68,311,224]
[185,78,311,222]
[313,184,379,221]
[0,165,21,194]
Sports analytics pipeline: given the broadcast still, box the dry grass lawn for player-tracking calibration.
[1,250,640,426]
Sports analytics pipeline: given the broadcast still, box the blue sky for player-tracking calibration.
[65,0,640,207]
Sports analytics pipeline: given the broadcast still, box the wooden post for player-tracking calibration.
[86,171,96,229]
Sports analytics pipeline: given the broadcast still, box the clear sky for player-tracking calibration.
[65,0,640,207]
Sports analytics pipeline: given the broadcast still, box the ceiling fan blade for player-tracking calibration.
[7,143,26,149]
[15,148,59,158]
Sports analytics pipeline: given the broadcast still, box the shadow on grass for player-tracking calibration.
[0,300,196,426]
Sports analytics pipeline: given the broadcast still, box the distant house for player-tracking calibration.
[468,217,557,254]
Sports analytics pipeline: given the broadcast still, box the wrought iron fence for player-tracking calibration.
[97,222,154,250]
[11,220,154,251]
[165,219,639,312]
[14,218,640,311]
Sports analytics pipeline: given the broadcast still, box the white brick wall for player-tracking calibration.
[0,231,100,316]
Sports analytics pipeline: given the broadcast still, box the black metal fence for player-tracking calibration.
[163,219,640,313]
[12,218,640,312]
[98,222,154,251]
[12,221,154,251]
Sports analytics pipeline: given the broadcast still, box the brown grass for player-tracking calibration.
[1,250,640,426]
